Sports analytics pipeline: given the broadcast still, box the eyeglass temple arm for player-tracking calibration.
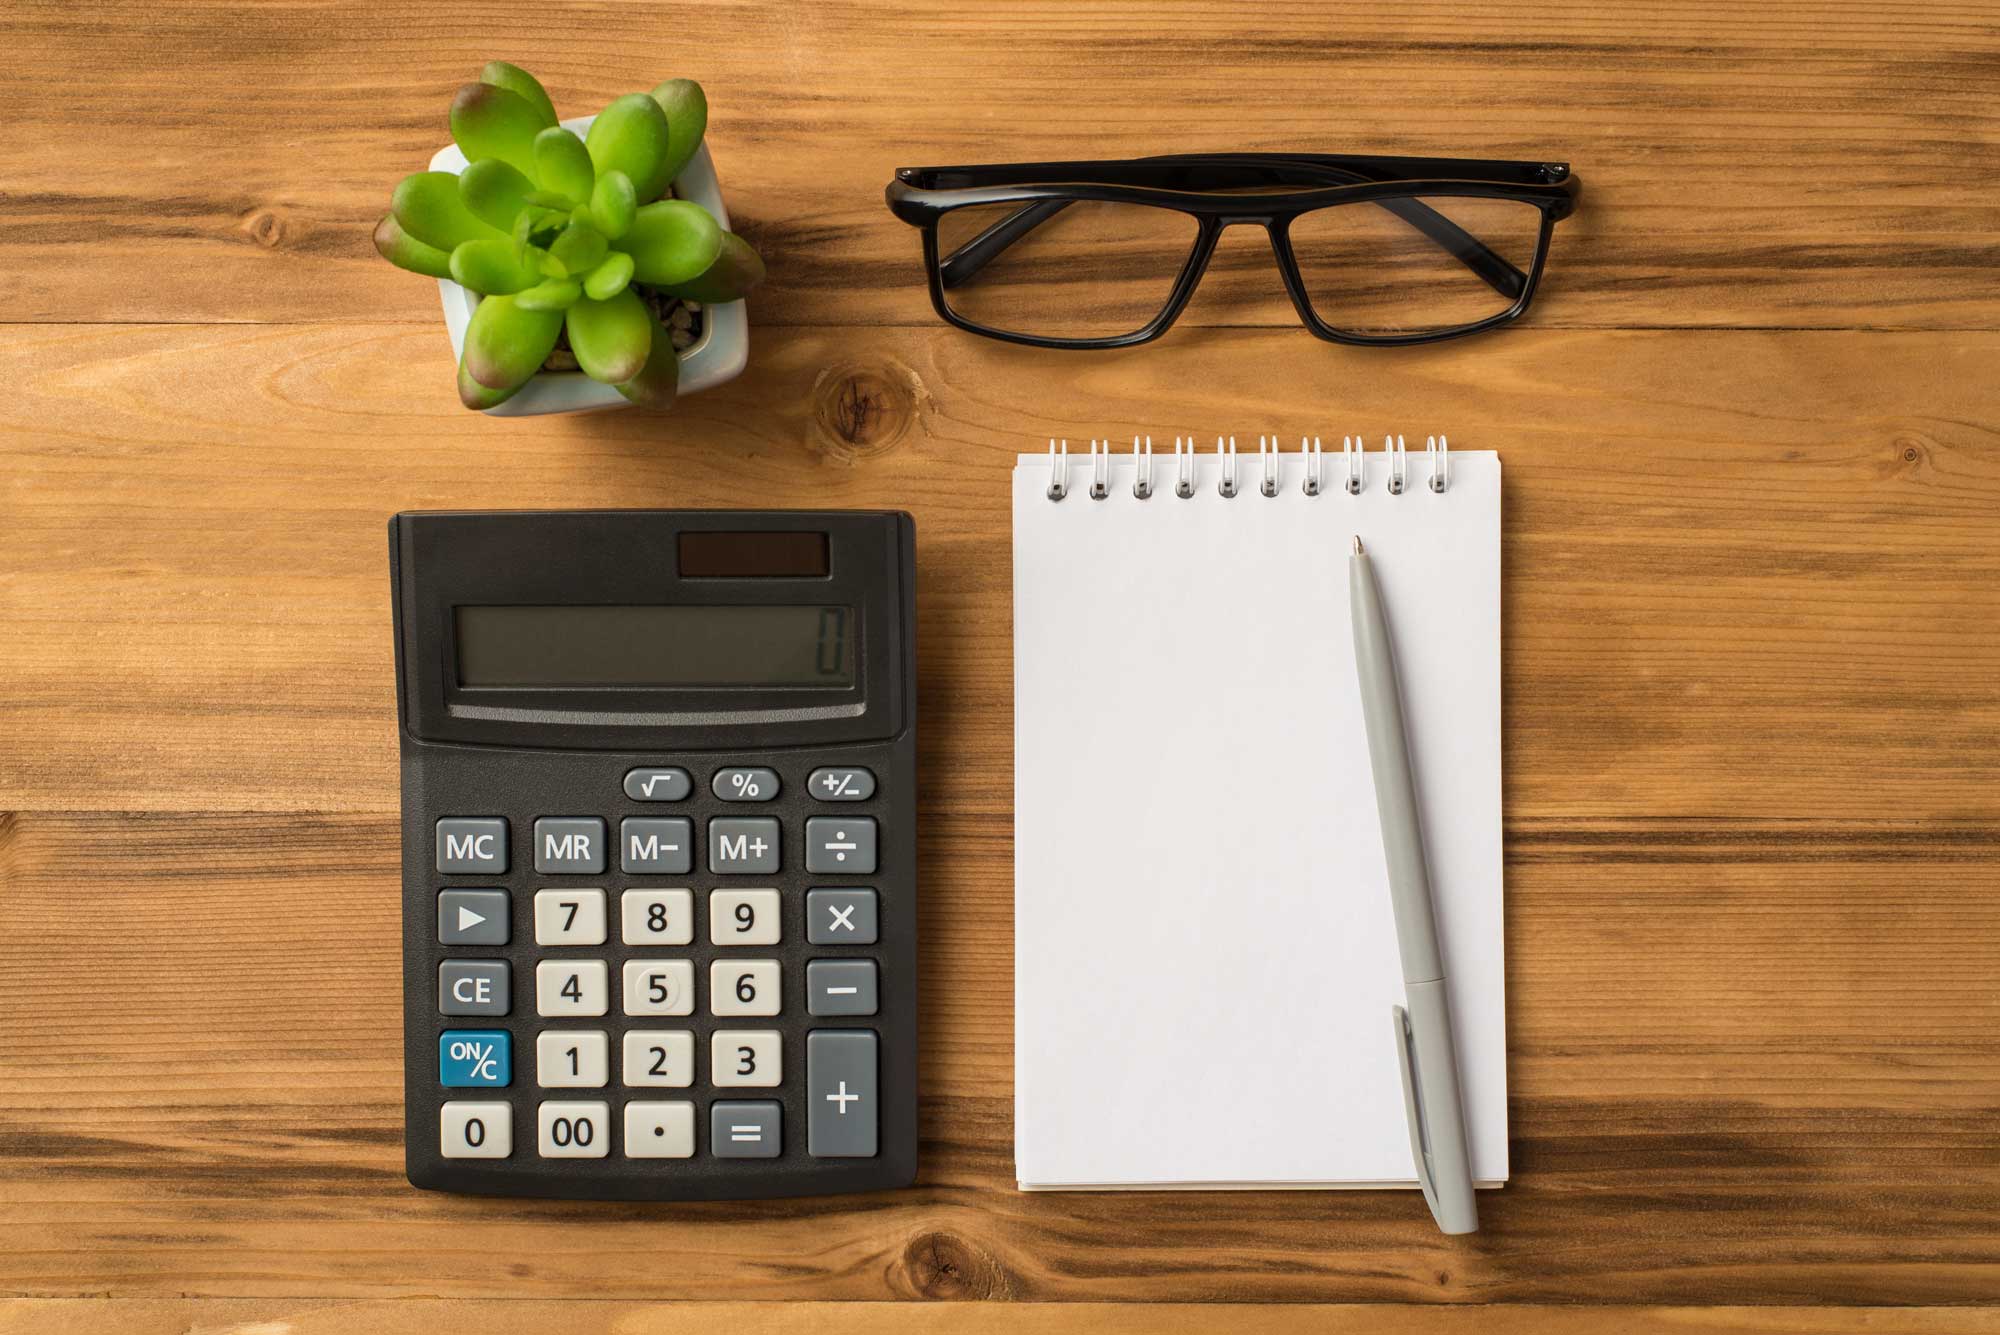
[937,181,1527,301]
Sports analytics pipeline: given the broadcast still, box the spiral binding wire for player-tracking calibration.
[1045,434,1450,501]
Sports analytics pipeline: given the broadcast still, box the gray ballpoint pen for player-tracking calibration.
[1350,535,1480,1235]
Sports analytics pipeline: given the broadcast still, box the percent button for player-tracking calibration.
[807,767,876,802]
[712,767,780,802]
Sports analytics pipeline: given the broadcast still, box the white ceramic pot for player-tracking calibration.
[426,115,749,416]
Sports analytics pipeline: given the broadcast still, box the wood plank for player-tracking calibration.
[1,811,1996,1300]
[2,323,1996,818]
[5,1,2000,329]
[9,1300,2000,1335]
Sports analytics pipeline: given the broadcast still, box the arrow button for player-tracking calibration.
[438,889,510,946]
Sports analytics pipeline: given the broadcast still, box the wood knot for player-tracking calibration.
[893,1228,1013,1300]
[809,361,919,463]
[1894,434,1932,470]
[241,208,287,249]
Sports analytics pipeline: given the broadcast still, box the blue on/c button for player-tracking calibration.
[439,1030,511,1087]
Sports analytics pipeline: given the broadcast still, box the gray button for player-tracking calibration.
[709,818,780,875]
[806,889,878,945]
[533,817,606,874]
[623,767,691,802]
[436,818,508,874]
[438,889,510,946]
[711,767,780,801]
[807,960,878,1016]
[711,1100,781,1158]
[805,817,877,875]
[621,817,693,874]
[439,960,510,1016]
[807,1029,878,1157]
[808,767,876,802]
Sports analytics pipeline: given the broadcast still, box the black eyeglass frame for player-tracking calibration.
[885,153,1580,349]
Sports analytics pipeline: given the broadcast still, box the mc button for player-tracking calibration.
[436,818,508,874]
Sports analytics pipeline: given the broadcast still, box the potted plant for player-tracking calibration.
[373,63,765,414]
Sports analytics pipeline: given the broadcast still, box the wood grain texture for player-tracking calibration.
[4,1,2000,330]
[4,0,2000,1324]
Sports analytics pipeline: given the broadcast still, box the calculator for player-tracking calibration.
[390,510,918,1200]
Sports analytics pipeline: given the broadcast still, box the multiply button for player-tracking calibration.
[808,767,875,801]
[709,818,780,874]
[805,817,877,875]
[806,889,878,945]
[534,817,605,874]
[436,818,507,874]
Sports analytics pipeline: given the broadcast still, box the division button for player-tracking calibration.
[807,1029,878,1158]
[436,818,508,874]
[712,767,780,801]
[437,888,510,946]
[709,818,781,875]
[623,766,692,802]
[533,817,606,874]
[806,959,879,1017]
[710,1100,781,1159]
[438,1029,512,1087]
[440,1101,512,1158]
[621,817,693,874]
[805,817,877,875]
[805,888,878,945]
[808,767,876,802]
[438,960,510,1016]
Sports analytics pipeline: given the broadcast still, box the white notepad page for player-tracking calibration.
[1013,447,1506,1189]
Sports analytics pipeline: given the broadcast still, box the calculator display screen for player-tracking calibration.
[453,604,856,688]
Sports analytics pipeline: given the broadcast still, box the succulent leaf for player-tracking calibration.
[516,277,583,311]
[450,82,544,178]
[620,199,723,286]
[478,61,558,129]
[462,293,564,390]
[613,309,680,409]
[459,357,525,410]
[565,288,652,384]
[373,213,453,278]
[392,170,506,250]
[458,158,536,231]
[524,188,575,209]
[582,250,635,301]
[549,220,609,278]
[450,238,543,295]
[584,93,673,203]
[590,170,637,239]
[532,127,596,206]
[656,229,766,303]
[648,79,709,190]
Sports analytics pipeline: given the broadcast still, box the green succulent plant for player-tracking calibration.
[374,62,766,410]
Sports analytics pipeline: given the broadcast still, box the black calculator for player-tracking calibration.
[389,510,917,1200]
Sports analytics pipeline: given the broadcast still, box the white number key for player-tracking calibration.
[440,1101,511,1159]
[536,1030,609,1088]
[534,888,607,946]
[621,1029,695,1088]
[537,1100,609,1158]
[623,959,695,1016]
[535,959,609,1017]
[621,888,693,946]
[708,888,781,946]
[709,959,781,1017]
[711,1029,782,1087]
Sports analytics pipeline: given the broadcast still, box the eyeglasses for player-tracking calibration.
[885,153,1579,349]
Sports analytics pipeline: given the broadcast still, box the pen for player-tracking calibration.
[1350,535,1480,1235]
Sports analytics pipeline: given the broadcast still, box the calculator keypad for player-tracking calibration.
[423,761,891,1177]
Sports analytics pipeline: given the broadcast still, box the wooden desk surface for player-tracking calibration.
[4,2,1999,1331]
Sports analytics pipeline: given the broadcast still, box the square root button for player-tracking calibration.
[805,817,877,875]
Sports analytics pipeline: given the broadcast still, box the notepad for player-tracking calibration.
[1013,438,1507,1190]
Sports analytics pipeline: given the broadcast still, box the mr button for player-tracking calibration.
[535,817,606,874]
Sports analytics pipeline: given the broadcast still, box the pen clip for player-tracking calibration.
[1393,1004,1444,1226]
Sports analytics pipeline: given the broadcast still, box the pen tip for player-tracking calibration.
[1352,535,1364,555]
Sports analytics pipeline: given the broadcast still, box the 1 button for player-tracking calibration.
[538,1100,610,1158]
[806,959,879,1017]
[806,889,878,945]
[535,1029,609,1088]
[805,817,877,875]
[807,1029,878,1158]
[439,960,509,1016]
[711,1100,781,1158]
[624,766,692,802]
[438,889,509,946]
[712,767,780,801]
[621,817,693,874]
[808,767,876,801]
[624,1101,695,1158]
[534,817,606,874]
[439,1029,511,1087]
[441,1101,511,1159]
[710,818,781,875]
[437,818,508,874]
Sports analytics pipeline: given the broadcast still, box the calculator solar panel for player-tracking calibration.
[390,510,918,1200]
